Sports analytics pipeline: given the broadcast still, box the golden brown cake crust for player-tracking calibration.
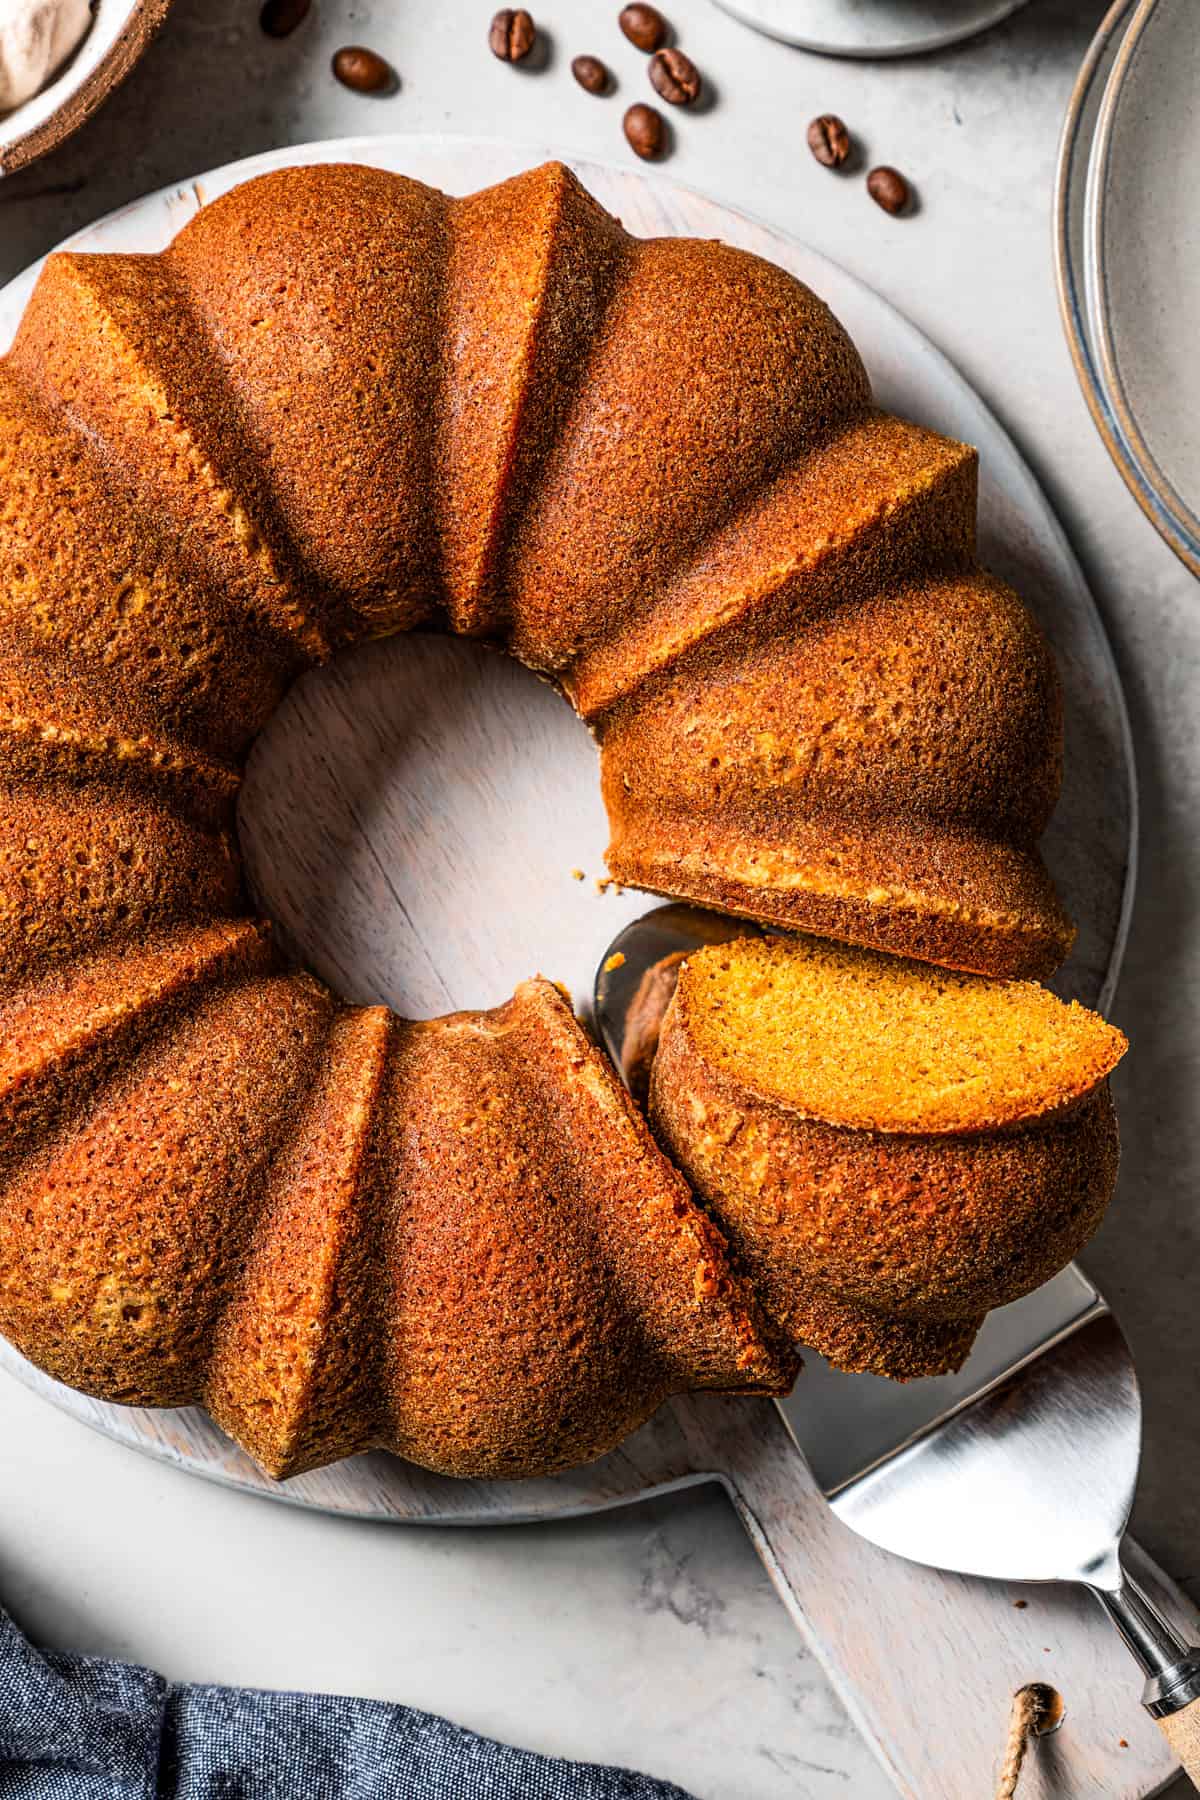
[0,783,241,991]
[1,160,1073,988]
[505,232,870,675]
[0,962,796,1480]
[167,164,450,642]
[0,956,334,1406]
[204,1004,396,1477]
[10,251,330,667]
[0,365,302,770]
[440,162,629,638]
[650,939,1125,1378]
[0,159,1094,1475]
[568,410,979,719]
[367,980,796,1480]
[601,568,1071,980]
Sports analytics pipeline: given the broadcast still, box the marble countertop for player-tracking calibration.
[1,2,1196,1793]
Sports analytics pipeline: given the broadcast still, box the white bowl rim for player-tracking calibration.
[710,0,1033,60]
[0,0,170,176]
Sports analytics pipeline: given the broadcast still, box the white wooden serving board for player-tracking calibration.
[0,138,1176,1799]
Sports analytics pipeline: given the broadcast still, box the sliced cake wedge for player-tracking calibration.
[650,933,1127,1378]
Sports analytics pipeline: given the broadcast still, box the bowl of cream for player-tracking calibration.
[0,0,170,175]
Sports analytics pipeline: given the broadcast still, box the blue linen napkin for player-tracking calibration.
[0,1607,696,1798]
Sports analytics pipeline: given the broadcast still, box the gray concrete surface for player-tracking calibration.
[1,2,1195,1794]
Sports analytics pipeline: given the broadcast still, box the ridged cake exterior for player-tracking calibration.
[2,160,1072,984]
[0,934,796,1478]
[649,938,1126,1378]
[0,160,1078,1475]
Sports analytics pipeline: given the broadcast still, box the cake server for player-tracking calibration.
[595,903,1200,1788]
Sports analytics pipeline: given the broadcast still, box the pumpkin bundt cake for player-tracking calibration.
[650,936,1127,1379]
[0,925,796,1478]
[0,159,1082,1478]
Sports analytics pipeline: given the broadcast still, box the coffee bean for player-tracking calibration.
[648,46,699,106]
[572,54,610,95]
[332,45,392,91]
[489,8,536,61]
[624,102,665,160]
[807,114,850,168]
[260,0,310,38]
[619,3,668,52]
[867,165,910,214]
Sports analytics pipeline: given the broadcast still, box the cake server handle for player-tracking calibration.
[669,1392,1189,1798]
[1093,1567,1200,1784]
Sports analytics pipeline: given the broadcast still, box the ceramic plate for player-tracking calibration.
[710,0,1031,60]
[0,134,1136,1518]
[1084,0,1200,577]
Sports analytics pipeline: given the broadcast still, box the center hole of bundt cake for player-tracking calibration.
[238,632,649,1018]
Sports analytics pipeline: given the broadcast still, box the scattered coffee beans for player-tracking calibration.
[489,8,536,61]
[807,113,850,168]
[867,165,910,214]
[571,54,610,94]
[332,45,392,91]
[260,0,310,37]
[648,46,700,106]
[619,3,668,52]
[624,101,665,159]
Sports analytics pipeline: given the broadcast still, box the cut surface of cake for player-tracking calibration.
[650,935,1127,1379]
[0,158,1093,1478]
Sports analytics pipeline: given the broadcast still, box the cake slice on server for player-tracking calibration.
[649,933,1127,1378]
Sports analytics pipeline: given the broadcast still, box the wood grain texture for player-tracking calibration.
[690,1396,1190,1799]
[0,1344,1188,1798]
[1157,1700,1200,1787]
[0,140,1157,1796]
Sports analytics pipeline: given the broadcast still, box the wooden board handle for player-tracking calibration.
[1159,1700,1200,1788]
[669,1393,1188,1799]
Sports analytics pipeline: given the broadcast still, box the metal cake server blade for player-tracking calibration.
[594,905,1200,1774]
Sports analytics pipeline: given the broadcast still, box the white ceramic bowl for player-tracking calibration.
[710,0,1032,60]
[0,0,170,176]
